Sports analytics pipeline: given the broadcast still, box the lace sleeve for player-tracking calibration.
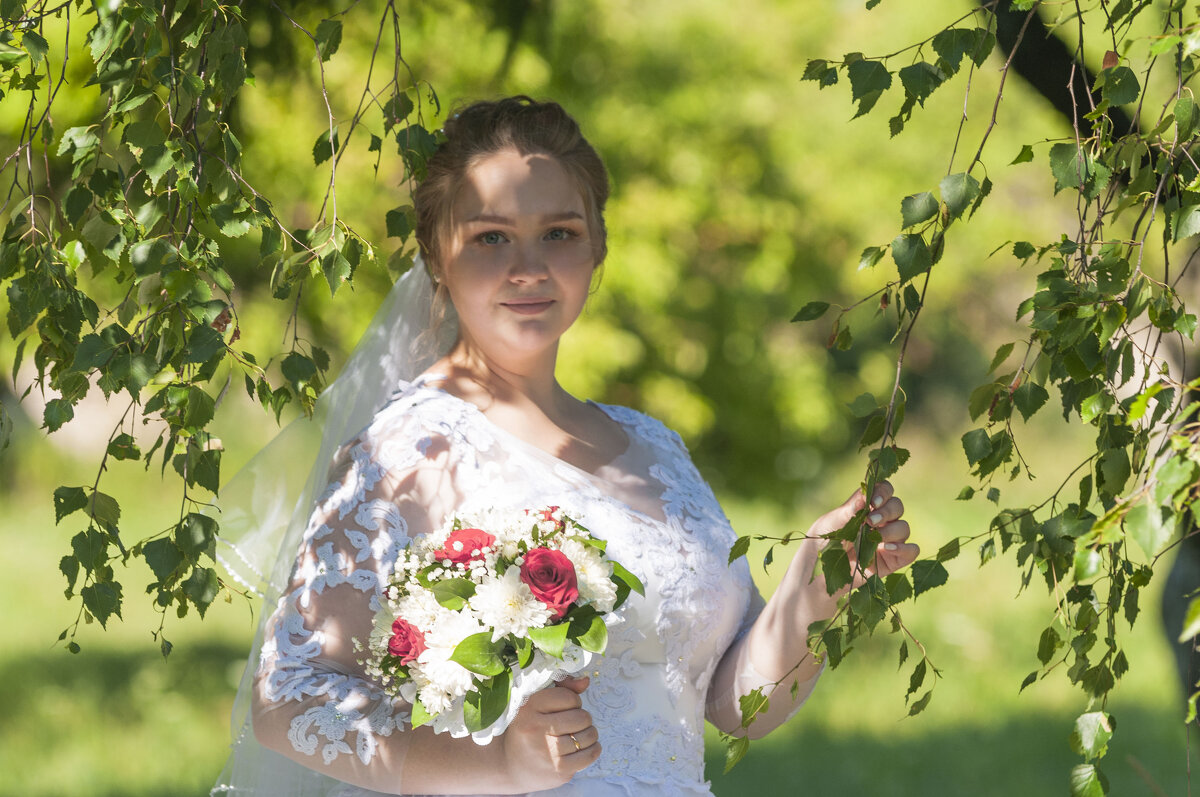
[250,405,470,791]
[704,564,824,738]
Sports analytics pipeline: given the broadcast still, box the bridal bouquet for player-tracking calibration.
[361,506,643,743]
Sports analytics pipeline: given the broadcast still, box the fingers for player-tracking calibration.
[556,676,590,694]
[865,492,914,577]
[546,708,594,737]
[815,480,917,583]
[876,520,910,548]
[558,739,603,771]
[548,712,601,776]
[851,482,918,579]
[503,685,601,790]
[527,682,585,714]
[866,480,895,511]
[824,481,898,534]
[554,725,600,757]
[866,495,903,529]
[873,538,920,577]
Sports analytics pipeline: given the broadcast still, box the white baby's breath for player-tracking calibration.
[394,586,443,631]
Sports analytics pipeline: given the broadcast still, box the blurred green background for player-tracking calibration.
[1,0,1194,794]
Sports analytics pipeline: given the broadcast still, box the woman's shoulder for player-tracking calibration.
[592,401,690,455]
[360,377,488,448]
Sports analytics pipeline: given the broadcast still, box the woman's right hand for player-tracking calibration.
[498,676,601,792]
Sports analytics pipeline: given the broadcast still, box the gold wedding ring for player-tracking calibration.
[569,733,581,751]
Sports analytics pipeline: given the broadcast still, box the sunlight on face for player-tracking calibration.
[440,149,597,367]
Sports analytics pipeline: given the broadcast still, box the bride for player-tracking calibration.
[211,96,917,796]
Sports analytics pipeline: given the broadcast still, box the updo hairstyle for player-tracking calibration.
[414,96,610,279]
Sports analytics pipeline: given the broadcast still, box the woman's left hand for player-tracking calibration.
[805,480,919,594]
[722,480,919,727]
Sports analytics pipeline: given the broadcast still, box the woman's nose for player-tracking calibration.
[509,244,549,282]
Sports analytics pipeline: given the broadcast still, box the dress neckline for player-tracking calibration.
[404,374,675,535]
[407,372,634,480]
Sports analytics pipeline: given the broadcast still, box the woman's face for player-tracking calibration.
[440,148,596,367]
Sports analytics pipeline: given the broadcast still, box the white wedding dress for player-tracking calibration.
[243,374,775,796]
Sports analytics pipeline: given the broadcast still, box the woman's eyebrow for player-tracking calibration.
[541,211,585,222]
[463,211,585,225]
[463,213,513,225]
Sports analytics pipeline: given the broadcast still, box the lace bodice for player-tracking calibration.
[250,378,765,796]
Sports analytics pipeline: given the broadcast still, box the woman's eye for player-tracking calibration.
[478,231,507,245]
[545,228,574,241]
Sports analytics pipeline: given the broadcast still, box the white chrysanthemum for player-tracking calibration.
[394,586,443,630]
[408,610,484,713]
[469,567,553,641]
[559,538,617,613]
[422,606,485,655]
[413,657,476,715]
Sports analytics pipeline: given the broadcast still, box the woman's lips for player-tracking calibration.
[502,299,554,315]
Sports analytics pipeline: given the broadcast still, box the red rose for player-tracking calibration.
[388,619,426,665]
[433,528,496,566]
[520,547,579,620]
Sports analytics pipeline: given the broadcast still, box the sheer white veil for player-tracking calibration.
[210,260,457,795]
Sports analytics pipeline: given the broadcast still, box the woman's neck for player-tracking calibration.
[439,338,568,418]
[425,338,629,476]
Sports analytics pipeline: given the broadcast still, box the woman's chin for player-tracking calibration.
[461,327,564,364]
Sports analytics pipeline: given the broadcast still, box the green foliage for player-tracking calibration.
[768,1,1200,790]
[450,632,507,676]
[1,1,437,652]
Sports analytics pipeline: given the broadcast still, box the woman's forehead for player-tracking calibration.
[452,149,586,221]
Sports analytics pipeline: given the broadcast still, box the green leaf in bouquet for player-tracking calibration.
[579,535,607,552]
[572,611,608,653]
[613,580,632,610]
[416,564,439,587]
[513,635,534,668]
[529,622,570,659]
[451,631,507,676]
[464,669,511,733]
[431,577,476,610]
[410,699,432,729]
[610,561,645,597]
